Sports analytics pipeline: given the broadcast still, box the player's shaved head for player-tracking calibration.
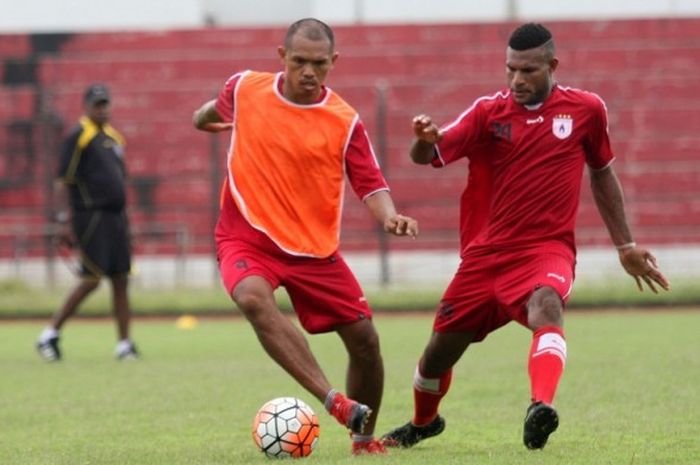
[509,23,555,60]
[284,18,335,51]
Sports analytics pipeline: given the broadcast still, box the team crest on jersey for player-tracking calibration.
[105,140,124,158]
[552,114,573,139]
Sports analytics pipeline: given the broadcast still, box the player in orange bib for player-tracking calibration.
[192,18,418,456]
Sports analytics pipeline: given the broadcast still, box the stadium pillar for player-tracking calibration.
[375,80,390,286]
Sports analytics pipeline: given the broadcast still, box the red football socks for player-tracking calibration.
[412,365,452,426]
[528,325,567,404]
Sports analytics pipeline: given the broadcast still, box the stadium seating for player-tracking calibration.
[1,18,698,257]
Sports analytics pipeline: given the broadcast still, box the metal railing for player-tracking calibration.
[0,222,191,288]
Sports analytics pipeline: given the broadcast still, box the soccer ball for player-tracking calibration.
[252,397,320,458]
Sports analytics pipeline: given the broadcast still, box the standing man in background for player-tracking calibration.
[193,18,418,455]
[382,23,669,451]
[36,84,139,361]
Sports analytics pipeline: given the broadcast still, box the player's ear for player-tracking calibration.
[331,51,339,65]
[277,45,286,62]
[549,57,559,72]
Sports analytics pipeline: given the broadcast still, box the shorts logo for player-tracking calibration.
[436,301,454,321]
[547,272,566,283]
[552,115,573,139]
[235,259,248,269]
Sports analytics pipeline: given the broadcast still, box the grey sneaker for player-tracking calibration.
[382,415,445,448]
[115,342,139,360]
[36,337,61,361]
[523,402,559,450]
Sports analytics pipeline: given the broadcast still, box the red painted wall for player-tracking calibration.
[1,18,698,257]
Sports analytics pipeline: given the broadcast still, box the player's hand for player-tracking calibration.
[413,114,443,144]
[52,223,76,249]
[200,122,233,133]
[383,214,418,238]
[618,246,670,293]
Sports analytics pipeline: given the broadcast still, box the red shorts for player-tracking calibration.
[433,247,575,342]
[217,239,371,334]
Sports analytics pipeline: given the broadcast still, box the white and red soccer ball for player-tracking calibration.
[252,397,320,458]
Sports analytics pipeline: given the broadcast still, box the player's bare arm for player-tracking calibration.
[52,179,76,247]
[410,114,443,164]
[589,165,670,293]
[192,99,233,132]
[364,190,418,238]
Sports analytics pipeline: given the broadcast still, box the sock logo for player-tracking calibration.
[534,332,567,365]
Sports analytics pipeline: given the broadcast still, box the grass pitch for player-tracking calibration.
[1,277,698,317]
[1,310,699,464]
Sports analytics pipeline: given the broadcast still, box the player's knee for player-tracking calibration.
[80,278,100,292]
[360,330,381,358]
[347,326,381,363]
[232,287,275,319]
[110,272,128,284]
[527,286,563,328]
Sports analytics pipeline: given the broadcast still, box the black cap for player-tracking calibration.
[84,84,110,105]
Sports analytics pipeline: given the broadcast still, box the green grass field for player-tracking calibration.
[2,311,699,464]
[1,277,698,317]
